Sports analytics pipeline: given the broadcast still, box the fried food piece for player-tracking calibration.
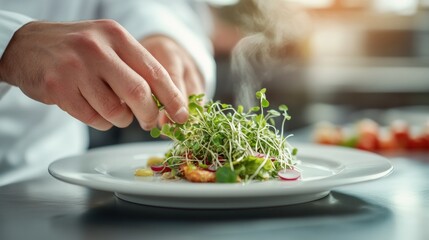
[180,164,215,183]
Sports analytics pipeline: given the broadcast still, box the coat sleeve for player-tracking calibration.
[0,10,33,99]
[99,0,216,99]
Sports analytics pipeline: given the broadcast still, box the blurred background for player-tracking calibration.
[89,0,429,148]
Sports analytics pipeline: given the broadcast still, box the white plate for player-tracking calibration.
[48,142,393,209]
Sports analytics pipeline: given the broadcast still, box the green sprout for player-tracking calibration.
[151,89,297,183]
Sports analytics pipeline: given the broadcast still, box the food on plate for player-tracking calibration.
[135,89,299,183]
[314,118,429,152]
[134,168,154,177]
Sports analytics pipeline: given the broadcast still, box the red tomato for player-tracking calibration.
[356,119,379,151]
[378,132,398,152]
[357,134,379,151]
[422,135,429,151]
[423,121,429,151]
[390,120,410,149]
[408,136,426,150]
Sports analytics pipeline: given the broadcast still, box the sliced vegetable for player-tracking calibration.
[278,169,301,181]
[150,165,171,173]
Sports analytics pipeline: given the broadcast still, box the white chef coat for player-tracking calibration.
[0,0,216,186]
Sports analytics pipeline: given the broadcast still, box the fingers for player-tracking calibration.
[58,88,113,131]
[156,56,188,126]
[113,39,189,124]
[78,78,134,128]
[162,54,188,104]
[99,54,159,130]
[183,60,205,97]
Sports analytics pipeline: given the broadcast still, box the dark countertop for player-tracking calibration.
[1,148,428,240]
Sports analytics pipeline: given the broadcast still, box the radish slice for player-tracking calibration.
[150,165,171,173]
[150,165,164,172]
[278,169,301,181]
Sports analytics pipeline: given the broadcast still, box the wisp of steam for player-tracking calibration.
[222,0,310,108]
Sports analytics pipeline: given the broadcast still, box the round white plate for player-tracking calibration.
[49,142,393,209]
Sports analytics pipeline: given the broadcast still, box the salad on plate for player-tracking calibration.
[135,89,300,183]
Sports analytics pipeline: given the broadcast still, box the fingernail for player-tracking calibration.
[174,107,189,123]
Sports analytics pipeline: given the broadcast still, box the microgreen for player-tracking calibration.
[151,89,297,183]
[216,166,237,183]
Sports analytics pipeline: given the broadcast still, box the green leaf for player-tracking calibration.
[176,132,185,141]
[267,109,280,116]
[292,148,298,156]
[237,105,244,114]
[261,99,270,108]
[150,127,161,138]
[189,94,205,104]
[282,111,291,118]
[279,105,288,111]
[173,129,185,141]
[250,106,260,112]
[192,142,200,152]
[213,134,223,146]
[161,124,170,136]
[256,91,262,99]
[221,103,229,109]
[255,114,265,125]
[216,166,237,183]
[189,102,203,115]
[196,93,205,100]
[260,88,267,94]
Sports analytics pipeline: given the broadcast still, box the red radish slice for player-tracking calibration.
[150,165,171,173]
[150,165,164,172]
[254,152,276,161]
[278,169,301,181]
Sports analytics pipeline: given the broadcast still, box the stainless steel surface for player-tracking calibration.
[0,151,428,240]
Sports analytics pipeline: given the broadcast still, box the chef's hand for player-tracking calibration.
[0,20,188,131]
[139,35,204,125]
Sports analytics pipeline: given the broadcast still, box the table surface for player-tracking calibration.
[1,144,428,240]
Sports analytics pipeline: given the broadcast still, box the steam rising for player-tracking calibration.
[228,0,310,108]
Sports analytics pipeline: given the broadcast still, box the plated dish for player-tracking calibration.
[49,141,393,209]
[143,89,300,184]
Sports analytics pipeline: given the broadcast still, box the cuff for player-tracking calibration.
[0,10,33,58]
[0,11,33,98]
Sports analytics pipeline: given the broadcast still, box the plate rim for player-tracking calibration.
[48,142,393,198]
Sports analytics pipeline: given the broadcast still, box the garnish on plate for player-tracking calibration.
[136,89,299,183]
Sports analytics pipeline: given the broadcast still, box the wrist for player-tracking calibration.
[0,21,37,86]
